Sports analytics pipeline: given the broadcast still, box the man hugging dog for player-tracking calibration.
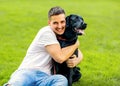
[51,14,87,86]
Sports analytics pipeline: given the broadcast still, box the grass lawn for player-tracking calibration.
[0,0,120,86]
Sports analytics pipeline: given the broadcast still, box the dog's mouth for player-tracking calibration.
[74,28,85,35]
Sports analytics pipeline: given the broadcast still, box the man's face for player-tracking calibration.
[48,14,66,35]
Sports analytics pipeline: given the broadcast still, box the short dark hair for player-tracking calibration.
[48,6,65,19]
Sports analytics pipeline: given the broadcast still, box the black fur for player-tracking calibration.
[58,14,87,47]
[51,14,87,86]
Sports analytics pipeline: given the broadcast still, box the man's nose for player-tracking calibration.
[58,23,62,28]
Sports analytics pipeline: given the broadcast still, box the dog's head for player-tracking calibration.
[66,14,87,35]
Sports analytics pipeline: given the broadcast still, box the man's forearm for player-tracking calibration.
[45,41,79,64]
[60,41,79,63]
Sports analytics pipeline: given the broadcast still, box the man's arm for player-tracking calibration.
[66,49,83,68]
[45,40,79,63]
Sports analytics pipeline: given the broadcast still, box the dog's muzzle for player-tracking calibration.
[74,28,85,35]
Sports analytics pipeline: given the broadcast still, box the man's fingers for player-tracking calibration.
[67,63,75,68]
[70,54,76,59]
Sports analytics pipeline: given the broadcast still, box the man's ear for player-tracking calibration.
[48,20,50,25]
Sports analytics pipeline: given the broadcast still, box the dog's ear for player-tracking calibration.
[66,14,75,28]
[66,15,71,28]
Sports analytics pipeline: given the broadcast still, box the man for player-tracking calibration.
[4,6,83,86]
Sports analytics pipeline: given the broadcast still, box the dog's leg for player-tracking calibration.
[68,68,73,86]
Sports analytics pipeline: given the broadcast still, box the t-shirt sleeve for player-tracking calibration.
[39,31,59,46]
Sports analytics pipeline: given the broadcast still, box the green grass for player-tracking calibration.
[0,0,120,86]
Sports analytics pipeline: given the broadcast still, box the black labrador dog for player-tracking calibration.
[51,14,87,86]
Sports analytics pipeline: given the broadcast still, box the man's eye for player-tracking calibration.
[61,21,65,24]
[53,22,58,24]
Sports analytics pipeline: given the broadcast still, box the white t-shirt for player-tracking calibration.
[18,26,59,75]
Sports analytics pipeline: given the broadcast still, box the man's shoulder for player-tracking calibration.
[39,26,54,34]
[40,26,51,31]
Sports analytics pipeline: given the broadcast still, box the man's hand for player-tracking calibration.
[66,54,78,68]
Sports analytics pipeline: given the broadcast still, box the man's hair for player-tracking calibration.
[48,6,65,19]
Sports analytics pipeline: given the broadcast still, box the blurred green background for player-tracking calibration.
[0,0,120,86]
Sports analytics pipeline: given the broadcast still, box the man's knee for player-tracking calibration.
[54,74,68,86]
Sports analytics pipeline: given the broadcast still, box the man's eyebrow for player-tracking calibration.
[61,20,65,23]
[53,21,58,24]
